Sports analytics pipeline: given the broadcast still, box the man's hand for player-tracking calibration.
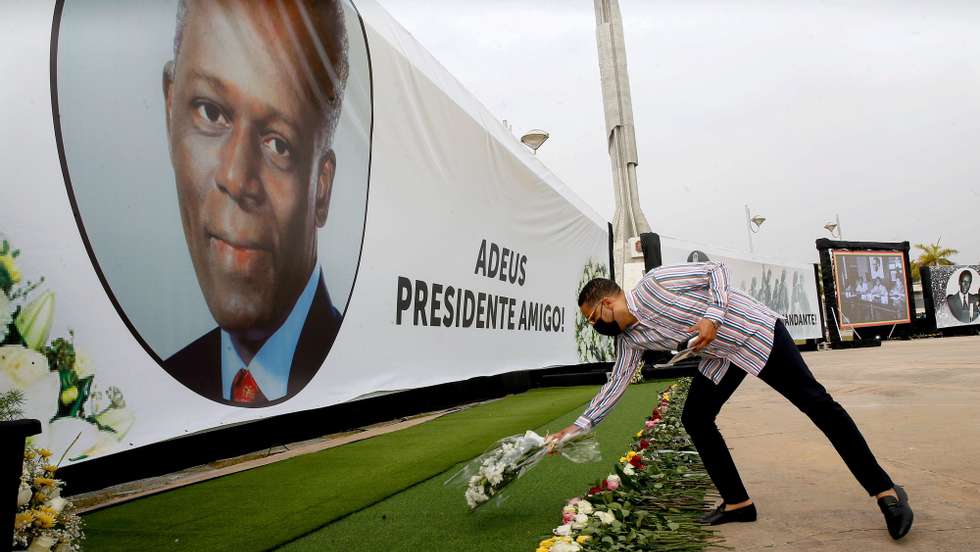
[687,318,719,352]
[546,424,582,454]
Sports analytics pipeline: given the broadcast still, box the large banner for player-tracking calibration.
[0,0,612,465]
[831,250,911,329]
[658,237,823,340]
[924,265,980,328]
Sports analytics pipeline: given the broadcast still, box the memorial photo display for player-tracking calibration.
[926,265,980,329]
[832,250,911,328]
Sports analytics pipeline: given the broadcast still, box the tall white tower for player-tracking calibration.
[594,0,651,285]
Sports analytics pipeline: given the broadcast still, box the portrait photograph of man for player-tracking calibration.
[945,268,980,325]
[52,0,372,406]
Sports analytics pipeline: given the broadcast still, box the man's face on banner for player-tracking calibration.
[960,271,972,295]
[163,2,334,340]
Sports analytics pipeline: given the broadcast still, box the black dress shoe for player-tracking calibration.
[878,485,913,540]
[697,502,757,525]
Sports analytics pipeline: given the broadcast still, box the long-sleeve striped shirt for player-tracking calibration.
[574,262,779,431]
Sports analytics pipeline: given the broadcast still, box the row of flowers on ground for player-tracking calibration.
[535,379,722,552]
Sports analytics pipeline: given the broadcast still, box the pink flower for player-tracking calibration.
[644,420,656,428]
[563,511,576,523]
[605,474,621,491]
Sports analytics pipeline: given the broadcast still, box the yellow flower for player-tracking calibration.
[619,456,627,463]
[34,477,57,488]
[43,465,58,474]
[33,510,56,528]
[635,430,643,437]
[14,512,34,530]
[0,254,20,284]
[538,538,556,547]
[577,535,592,544]
[558,536,573,543]
[536,548,549,552]
[37,449,53,458]
[626,451,637,460]
[24,449,36,460]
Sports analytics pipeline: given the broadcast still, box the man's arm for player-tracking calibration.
[548,338,643,444]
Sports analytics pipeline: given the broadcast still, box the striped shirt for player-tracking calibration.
[574,262,779,431]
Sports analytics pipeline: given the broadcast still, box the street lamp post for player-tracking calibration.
[744,204,766,254]
[824,214,843,239]
[520,129,549,155]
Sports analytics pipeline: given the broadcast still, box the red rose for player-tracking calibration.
[650,410,662,422]
[629,455,644,468]
[639,439,650,450]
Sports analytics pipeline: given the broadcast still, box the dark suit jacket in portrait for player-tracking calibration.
[946,292,978,324]
[162,276,342,406]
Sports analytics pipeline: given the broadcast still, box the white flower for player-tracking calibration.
[551,542,581,552]
[72,351,93,379]
[0,345,50,388]
[572,513,589,529]
[46,496,68,515]
[465,485,488,509]
[26,535,57,552]
[623,464,636,476]
[0,290,11,342]
[53,543,74,552]
[553,523,573,537]
[43,417,112,460]
[594,510,616,525]
[606,474,622,487]
[562,505,577,516]
[94,407,135,440]
[17,482,32,507]
[575,499,593,515]
[522,430,545,448]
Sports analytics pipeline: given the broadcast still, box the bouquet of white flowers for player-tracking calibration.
[447,430,600,510]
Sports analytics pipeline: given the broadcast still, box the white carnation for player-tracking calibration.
[553,523,573,537]
[551,542,581,552]
[572,513,589,529]
[594,510,616,524]
[46,496,68,515]
[575,499,593,515]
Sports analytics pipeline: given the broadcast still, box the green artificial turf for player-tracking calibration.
[279,381,675,552]
[81,385,615,551]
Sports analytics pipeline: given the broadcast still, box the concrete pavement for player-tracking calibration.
[714,335,980,551]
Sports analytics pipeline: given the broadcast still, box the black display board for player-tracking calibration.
[815,239,915,344]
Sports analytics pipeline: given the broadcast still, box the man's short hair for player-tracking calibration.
[578,278,621,307]
[172,0,349,156]
[960,271,972,283]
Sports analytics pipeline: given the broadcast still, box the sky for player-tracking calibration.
[375,0,980,265]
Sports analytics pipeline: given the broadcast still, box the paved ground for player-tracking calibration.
[714,335,980,551]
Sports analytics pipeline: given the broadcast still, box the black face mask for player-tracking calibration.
[590,303,623,337]
[593,319,623,337]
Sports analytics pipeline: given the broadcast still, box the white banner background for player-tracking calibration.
[658,236,823,340]
[0,0,610,465]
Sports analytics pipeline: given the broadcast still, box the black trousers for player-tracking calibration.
[681,320,894,504]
